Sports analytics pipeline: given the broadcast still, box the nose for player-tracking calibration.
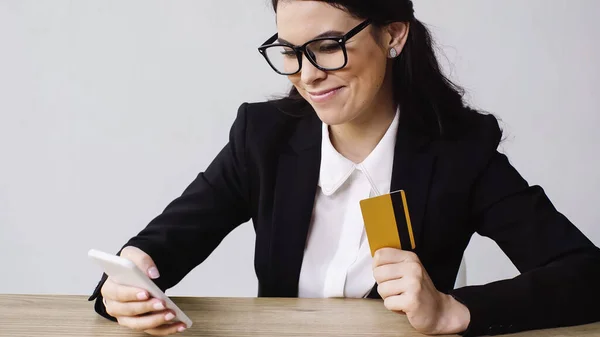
[300,53,326,85]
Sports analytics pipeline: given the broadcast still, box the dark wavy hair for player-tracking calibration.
[270,0,490,140]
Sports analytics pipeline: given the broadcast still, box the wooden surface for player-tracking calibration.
[2,295,600,336]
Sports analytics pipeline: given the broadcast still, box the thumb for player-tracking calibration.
[121,246,160,280]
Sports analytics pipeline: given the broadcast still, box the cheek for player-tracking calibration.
[287,75,306,96]
[361,49,388,86]
[346,52,387,97]
[287,74,300,87]
[349,44,385,78]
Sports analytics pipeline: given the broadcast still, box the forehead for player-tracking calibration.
[276,1,359,44]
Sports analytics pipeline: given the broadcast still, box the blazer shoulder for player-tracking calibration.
[243,100,302,127]
[449,109,503,148]
[435,110,505,177]
[235,99,316,151]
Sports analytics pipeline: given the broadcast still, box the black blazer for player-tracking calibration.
[90,101,600,336]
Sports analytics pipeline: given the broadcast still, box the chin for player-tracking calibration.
[312,106,354,126]
[298,88,356,125]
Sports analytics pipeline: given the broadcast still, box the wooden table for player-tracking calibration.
[2,295,600,336]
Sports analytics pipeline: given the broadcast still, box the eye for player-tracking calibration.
[280,50,297,58]
[319,42,342,53]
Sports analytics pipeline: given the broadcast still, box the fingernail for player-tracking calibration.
[165,312,175,321]
[137,292,149,300]
[177,326,186,332]
[148,267,160,279]
[153,302,165,310]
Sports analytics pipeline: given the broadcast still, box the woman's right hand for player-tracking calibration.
[100,246,187,336]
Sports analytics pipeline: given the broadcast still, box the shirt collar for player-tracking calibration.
[318,108,400,196]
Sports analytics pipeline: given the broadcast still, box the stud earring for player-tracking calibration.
[389,48,398,58]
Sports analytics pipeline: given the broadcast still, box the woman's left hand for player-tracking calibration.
[373,248,471,335]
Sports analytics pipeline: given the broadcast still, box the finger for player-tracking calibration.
[105,298,166,317]
[384,293,416,313]
[117,310,177,332]
[373,264,404,283]
[121,246,160,280]
[374,260,424,283]
[378,275,423,299]
[377,279,404,299]
[101,278,149,302]
[373,248,420,267]
[145,323,188,336]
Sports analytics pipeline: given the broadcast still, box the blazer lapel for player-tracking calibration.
[389,115,437,255]
[269,112,322,297]
[367,115,437,299]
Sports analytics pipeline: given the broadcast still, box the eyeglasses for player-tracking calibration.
[258,19,372,75]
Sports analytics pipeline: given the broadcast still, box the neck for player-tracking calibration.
[329,99,397,164]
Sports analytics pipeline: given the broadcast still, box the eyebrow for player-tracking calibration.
[278,30,344,45]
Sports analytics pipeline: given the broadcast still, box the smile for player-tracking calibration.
[307,87,344,103]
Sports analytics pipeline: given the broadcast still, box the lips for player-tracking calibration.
[307,86,344,103]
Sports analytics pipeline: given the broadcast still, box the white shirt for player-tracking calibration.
[298,109,400,298]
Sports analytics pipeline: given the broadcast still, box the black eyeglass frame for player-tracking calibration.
[258,19,372,75]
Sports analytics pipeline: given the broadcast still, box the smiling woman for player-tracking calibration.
[89,1,600,337]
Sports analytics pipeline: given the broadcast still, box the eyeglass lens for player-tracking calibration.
[264,39,345,74]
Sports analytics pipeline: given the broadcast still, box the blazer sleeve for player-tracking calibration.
[449,132,600,335]
[88,103,253,321]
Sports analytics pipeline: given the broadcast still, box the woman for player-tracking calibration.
[89,1,600,336]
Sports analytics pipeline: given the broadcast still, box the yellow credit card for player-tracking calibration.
[359,190,416,256]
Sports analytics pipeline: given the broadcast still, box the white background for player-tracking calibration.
[1,0,598,296]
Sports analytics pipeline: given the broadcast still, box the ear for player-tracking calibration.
[384,22,410,58]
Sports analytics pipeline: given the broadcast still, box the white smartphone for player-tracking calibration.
[88,249,193,328]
